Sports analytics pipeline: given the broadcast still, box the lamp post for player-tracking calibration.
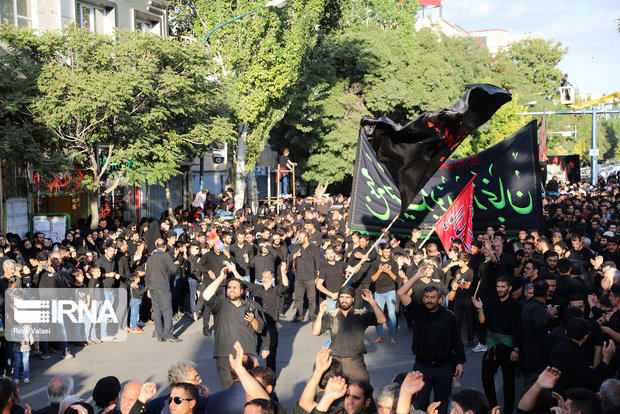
[203,0,287,44]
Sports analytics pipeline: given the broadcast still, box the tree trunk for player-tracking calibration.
[234,122,249,211]
[314,182,329,198]
[164,180,177,225]
[89,190,99,230]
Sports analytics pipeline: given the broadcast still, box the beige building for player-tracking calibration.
[1,0,167,36]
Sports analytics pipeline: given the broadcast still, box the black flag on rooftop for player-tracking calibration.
[361,83,512,214]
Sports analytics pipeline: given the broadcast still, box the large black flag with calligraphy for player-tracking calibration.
[362,84,512,214]
[349,120,543,236]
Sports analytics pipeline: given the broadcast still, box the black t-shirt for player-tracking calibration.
[198,250,228,280]
[370,259,399,294]
[484,297,522,335]
[320,309,378,358]
[96,256,117,288]
[279,155,291,171]
[319,261,347,295]
[453,268,474,300]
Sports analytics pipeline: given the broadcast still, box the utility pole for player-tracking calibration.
[517,108,620,185]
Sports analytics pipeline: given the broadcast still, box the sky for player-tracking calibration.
[431,0,620,97]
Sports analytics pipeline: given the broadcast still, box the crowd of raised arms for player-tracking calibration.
[1,175,620,414]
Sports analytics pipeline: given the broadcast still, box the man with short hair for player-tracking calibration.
[168,383,199,414]
[520,279,557,375]
[312,285,385,382]
[144,362,208,414]
[450,388,491,414]
[145,238,180,342]
[203,268,265,389]
[369,243,399,344]
[600,378,620,413]
[376,383,399,414]
[291,231,321,322]
[33,374,74,414]
[472,276,521,414]
[344,380,373,414]
[398,266,465,414]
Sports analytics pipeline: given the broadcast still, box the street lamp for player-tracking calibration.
[203,0,287,44]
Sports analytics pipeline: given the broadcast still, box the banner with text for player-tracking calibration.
[349,121,543,236]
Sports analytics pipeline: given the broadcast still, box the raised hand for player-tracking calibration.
[228,341,245,373]
[471,296,483,309]
[138,382,157,403]
[427,402,441,414]
[400,371,425,396]
[324,376,347,401]
[361,289,374,302]
[315,347,333,373]
[319,300,329,314]
[536,367,561,389]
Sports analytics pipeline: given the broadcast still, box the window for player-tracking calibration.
[0,0,34,28]
[135,19,152,33]
[77,2,106,33]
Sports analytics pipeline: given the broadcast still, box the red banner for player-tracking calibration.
[434,175,476,253]
[539,112,547,160]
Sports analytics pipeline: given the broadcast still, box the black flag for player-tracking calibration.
[362,83,512,213]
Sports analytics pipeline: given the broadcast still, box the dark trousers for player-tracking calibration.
[413,362,454,414]
[482,344,516,414]
[196,283,212,330]
[216,356,234,389]
[476,320,487,345]
[294,279,316,319]
[334,357,370,383]
[454,298,474,343]
[151,289,173,339]
[263,322,279,372]
[521,347,547,376]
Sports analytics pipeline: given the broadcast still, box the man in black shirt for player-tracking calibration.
[472,276,522,414]
[369,243,400,344]
[278,148,295,196]
[447,252,475,348]
[292,231,321,322]
[230,232,253,282]
[95,243,120,339]
[550,317,615,393]
[145,239,180,343]
[520,279,557,375]
[398,266,465,414]
[203,267,265,389]
[348,235,375,310]
[236,267,287,372]
[195,243,228,335]
[312,285,385,382]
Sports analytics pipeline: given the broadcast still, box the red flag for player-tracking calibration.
[434,175,476,253]
[539,111,547,161]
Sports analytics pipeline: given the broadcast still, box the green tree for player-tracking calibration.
[499,38,567,102]
[0,26,231,228]
[191,0,334,208]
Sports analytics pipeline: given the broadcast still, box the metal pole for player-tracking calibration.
[204,7,261,44]
[592,106,597,185]
[199,156,204,191]
[267,166,271,201]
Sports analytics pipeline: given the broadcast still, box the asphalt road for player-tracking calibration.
[17,307,521,412]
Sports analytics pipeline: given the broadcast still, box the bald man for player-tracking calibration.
[120,381,144,414]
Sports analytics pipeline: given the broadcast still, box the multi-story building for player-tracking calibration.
[1,0,167,35]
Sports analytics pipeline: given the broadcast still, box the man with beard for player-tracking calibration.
[291,230,321,322]
[203,267,265,389]
[472,276,522,414]
[397,266,465,414]
[230,232,253,282]
[312,285,385,382]
[348,234,375,309]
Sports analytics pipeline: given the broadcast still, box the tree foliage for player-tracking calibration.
[0,25,233,225]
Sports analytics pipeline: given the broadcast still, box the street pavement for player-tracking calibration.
[18,307,521,412]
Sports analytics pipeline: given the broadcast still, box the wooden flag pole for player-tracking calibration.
[342,214,399,287]
[418,226,437,249]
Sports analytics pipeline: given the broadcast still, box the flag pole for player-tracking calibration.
[342,214,399,287]
[418,226,437,249]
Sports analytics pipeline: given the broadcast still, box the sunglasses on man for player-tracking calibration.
[168,397,194,405]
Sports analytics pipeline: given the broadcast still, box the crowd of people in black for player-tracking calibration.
[1,174,620,413]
